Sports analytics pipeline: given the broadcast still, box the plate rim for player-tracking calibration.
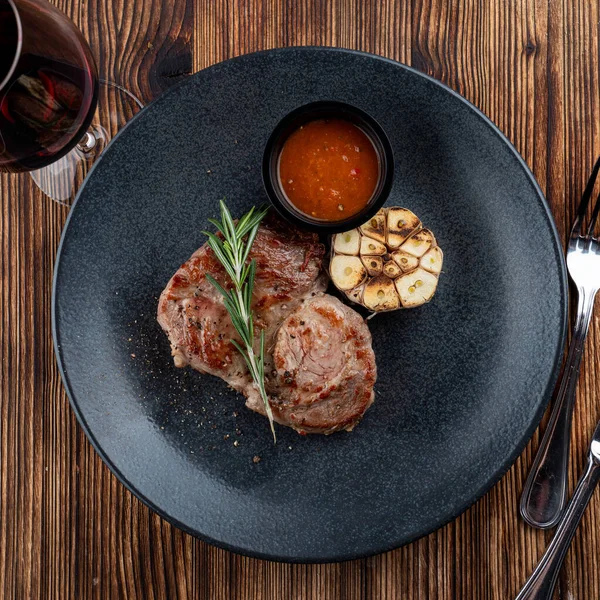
[52,46,568,563]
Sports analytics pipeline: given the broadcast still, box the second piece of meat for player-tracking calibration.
[250,294,376,434]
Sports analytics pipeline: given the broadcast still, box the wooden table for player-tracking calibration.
[2,1,600,598]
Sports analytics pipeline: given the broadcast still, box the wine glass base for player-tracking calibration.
[29,124,109,205]
[30,80,143,206]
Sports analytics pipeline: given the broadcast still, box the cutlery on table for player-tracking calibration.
[515,418,600,600]
[520,156,600,528]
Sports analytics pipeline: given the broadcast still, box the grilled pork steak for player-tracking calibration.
[157,215,326,386]
[265,295,376,434]
[157,214,377,434]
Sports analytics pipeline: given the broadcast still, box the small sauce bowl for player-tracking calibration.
[262,101,394,234]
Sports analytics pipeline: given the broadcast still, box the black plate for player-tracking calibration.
[53,47,567,562]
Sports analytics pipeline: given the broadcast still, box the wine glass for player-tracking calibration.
[0,0,143,204]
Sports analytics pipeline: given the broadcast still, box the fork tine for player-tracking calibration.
[573,155,600,235]
[587,190,600,237]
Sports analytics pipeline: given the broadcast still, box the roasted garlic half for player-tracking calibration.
[330,207,443,312]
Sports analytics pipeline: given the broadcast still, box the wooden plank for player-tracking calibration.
[2,0,600,598]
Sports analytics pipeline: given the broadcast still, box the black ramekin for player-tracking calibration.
[262,101,394,234]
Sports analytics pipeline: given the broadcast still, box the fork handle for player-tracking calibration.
[515,457,600,600]
[520,287,597,528]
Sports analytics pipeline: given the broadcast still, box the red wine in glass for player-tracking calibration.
[0,0,99,173]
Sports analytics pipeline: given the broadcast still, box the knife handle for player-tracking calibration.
[515,457,600,600]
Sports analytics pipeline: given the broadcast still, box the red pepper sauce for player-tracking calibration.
[278,119,380,222]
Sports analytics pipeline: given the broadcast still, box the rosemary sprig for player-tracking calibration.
[202,200,276,442]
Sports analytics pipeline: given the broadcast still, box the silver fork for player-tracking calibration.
[520,156,600,529]
[515,417,600,600]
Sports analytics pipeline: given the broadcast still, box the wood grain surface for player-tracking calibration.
[2,0,600,598]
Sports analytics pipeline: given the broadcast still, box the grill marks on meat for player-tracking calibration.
[158,240,244,379]
[157,214,377,435]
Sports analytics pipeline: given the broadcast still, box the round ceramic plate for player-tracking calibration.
[53,47,567,562]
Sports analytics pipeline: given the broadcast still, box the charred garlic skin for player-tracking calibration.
[330,207,443,311]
